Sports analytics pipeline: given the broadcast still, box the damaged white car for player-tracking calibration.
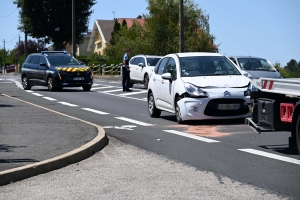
[147,52,254,123]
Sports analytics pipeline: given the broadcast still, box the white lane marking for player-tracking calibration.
[163,130,220,143]
[32,93,44,96]
[115,117,154,126]
[96,91,147,101]
[81,108,109,115]
[102,89,124,93]
[119,90,148,96]
[0,82,13,83]
[142,98,147,100]
[92,86,115,90]
[57,102,78,107]
[92,83,101,86]
[26,90,34,93]
[238,149,300,165]
[102,125,136,130]
[43,97,57,101]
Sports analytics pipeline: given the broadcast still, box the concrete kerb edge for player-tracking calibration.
[0,94,109,186]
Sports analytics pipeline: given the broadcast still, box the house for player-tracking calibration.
[87,18,145,55]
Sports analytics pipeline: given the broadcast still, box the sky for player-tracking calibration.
[0,0,299,66]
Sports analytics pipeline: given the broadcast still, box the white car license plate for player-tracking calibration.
[218,104,240,110]
[73,77,84,80]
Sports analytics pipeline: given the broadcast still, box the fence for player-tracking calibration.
[90,63,123,76]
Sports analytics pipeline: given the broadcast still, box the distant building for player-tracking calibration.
[87,18,145,55]
[49,17,145,56]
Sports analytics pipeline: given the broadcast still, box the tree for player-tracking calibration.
[110,19,121,45]
[144,0,218,55]
[13,0,96,50]
[284,59,298,73]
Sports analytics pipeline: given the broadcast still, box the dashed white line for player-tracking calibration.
[43,97,57,101]
[57,102,78,107]
[102,89,124,93]
[81,108,109,115]
[32,93,44,96]
[92,86,115,90]
[163,130,220,143]
[119,90,148,96]
[26,90,34,93]
[115,117,154,126]
[238,149,300,165]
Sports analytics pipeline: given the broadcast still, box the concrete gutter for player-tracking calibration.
[0,94,109,186]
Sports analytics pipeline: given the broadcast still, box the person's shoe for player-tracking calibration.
[125,89,133,92]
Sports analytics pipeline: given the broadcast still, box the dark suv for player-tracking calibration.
[21,51,93,91]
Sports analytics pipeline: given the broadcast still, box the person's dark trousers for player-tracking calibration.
[122,68,130,91]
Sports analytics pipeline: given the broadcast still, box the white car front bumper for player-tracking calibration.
[177,97,252,121]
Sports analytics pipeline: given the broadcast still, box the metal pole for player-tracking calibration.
[179,0,184,52]
[18,35,20,72]
[72,0,76,58]
[3,39,5,73]
[24,32,28,59]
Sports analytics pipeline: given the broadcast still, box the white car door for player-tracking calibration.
[159,57,177,111]
[136,57,146,82]
[129,57,140,81]
[152,57,169,108]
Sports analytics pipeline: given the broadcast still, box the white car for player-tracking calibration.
[147,52,254,123]
[129,55,162,88]
[228,56,282,89]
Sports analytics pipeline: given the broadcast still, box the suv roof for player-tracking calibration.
[29,51,69,57]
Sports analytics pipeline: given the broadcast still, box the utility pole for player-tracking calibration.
[25,32,28,59]
[72,0,76,58]
[3,39,5,73]
[179,0,184,53]
[18,35,20,72]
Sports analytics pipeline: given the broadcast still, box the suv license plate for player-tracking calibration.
[73,77,84,80]
[218,104,240,110]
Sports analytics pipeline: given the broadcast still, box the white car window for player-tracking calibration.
[180,56,240,77]
[157,57,169,75]
[164,57,177,79]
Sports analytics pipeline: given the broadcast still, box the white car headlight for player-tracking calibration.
[244,72,254,79]
[244,82,257,96]
[184,83,208,97]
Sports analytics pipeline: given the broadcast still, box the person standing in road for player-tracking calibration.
[122,49,132,92]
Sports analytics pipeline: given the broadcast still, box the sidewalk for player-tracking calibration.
[0,89,108,186]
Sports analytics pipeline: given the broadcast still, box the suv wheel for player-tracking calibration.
[148,92,161,117]
[22,75,32,90]
[47,77,56,91]
[82,85,91,91]
[144,74,149,89]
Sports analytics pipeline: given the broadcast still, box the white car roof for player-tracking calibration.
[166,52,223,57]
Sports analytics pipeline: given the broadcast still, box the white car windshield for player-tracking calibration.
[237,58,276,72]
[180,56,241,77]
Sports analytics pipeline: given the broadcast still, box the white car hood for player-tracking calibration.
[181,75,250,88]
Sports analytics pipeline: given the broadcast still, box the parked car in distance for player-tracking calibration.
[21,51,93,91]
[6,65,16,73]
[129,54,162,88]
[228,56,282,88]
[147,52,254,124]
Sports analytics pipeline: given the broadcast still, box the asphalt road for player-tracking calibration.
[0,74,299,199]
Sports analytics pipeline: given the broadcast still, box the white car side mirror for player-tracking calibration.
[162,72,172,80]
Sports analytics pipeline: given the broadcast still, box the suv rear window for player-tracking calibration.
[147,58,161,66]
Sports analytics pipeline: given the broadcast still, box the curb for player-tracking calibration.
[0,94,109,186]
[0,126,108,186]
